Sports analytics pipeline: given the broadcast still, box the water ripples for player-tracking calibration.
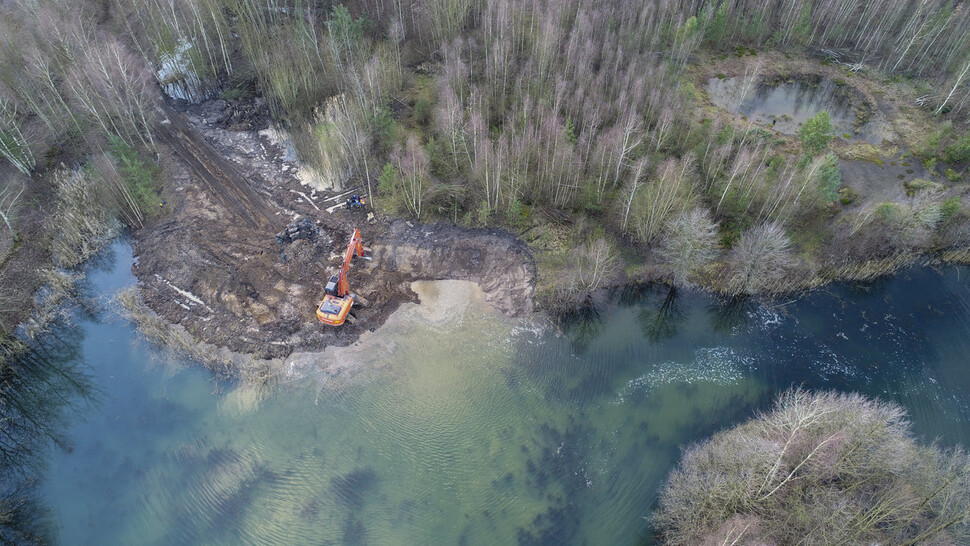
[42,256,970,545]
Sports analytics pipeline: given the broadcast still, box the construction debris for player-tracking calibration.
[275,217,319,245]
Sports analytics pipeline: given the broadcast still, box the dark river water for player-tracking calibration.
[30,242,970,544]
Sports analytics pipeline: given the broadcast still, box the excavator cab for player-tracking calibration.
[317,293,355,325]
[324,274,339,297]
[316,228,365,326]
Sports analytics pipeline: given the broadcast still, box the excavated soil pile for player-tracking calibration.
[133,98,535,360]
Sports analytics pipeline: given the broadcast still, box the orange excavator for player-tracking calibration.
[316,228,366,326]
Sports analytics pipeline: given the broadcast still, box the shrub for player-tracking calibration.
[220,88,245,101]
[876,201,901,221]
[107,135,162,218]
[941,197,962,221]
[903,178,943,196]
[371,108,400,155]
[414,97,432,126]
[872,195,942,252]
[814,152,841,202]
[505,199,528,229]
[376,161,401,211]
[653,389,970,546]
[942,133,970,164]
[476,200,490,225]
[915,121,953,158]
[798,110,833,155]
[838,186,861,206]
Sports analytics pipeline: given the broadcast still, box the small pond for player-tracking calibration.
[707,76,888,143]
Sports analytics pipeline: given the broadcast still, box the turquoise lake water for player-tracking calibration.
[29,242,970,544]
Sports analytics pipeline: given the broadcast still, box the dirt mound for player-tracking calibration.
[132,99,535,363]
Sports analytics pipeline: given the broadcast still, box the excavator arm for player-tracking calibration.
[337,228,364,296]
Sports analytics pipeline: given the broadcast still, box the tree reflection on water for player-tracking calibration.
[638,286,683,342]
[1,327,92,544]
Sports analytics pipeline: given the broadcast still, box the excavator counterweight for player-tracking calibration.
[316,228,365,326]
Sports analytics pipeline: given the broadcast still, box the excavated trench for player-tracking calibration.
[133,98,535,362]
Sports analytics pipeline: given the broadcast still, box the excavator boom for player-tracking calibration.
[337,228,364,296]
[317,228,365,326]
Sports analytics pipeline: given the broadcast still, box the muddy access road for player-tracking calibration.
[135,99,535,361]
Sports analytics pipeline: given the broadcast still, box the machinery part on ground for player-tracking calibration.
[275,217,318,245]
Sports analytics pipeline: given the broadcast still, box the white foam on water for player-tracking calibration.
[748,307,786,332]
[507,317,549,346]
[616,346,755,403]
[812,346,859,380]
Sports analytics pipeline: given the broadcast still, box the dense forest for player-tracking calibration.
[2,0,970,310]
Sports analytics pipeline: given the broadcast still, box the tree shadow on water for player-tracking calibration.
[0,483,52,546]
[1,327,94,544]
[709,294,756,334]
[613,282,655,307]
[558,305,603,355]
[637,286,683,342]
[516,418,592,545]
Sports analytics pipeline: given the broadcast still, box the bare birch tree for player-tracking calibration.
[0,177,26,236]
[657,208,720,288]
[0,96,36,175]
[725,222,796,294]
[390,135,431,218]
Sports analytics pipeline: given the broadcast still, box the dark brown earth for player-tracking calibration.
[133,98,536,360]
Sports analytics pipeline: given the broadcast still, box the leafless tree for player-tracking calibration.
[629,155,695,244]
[322,93,373,196]
[390,134,431,218]
[552,236,621,306]
[0,96,35,175]
[68,38,158,150]
[936,55,970,116]
[657,208,720,288]
[725,222,796,294]
[0,177,26,236]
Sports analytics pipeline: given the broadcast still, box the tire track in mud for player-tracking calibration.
[156,103,279,230]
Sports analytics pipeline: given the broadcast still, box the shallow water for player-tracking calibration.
[706,76,890,144]
[156,39,210,103]
[36,242,970,544]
